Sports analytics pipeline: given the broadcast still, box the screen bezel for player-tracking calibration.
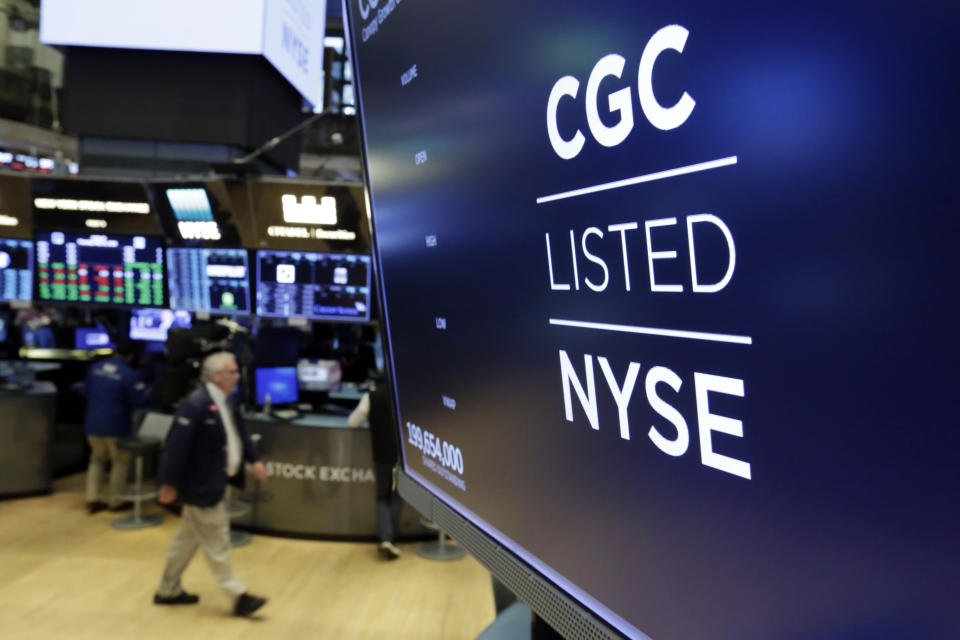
[253,248,373,322]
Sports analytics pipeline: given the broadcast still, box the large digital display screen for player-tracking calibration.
[167,248,251,314]
[35,232,165,307]
[255,250,371,321]
[348,2,960,639]
[40,0,326,106]
[0,238,32,302]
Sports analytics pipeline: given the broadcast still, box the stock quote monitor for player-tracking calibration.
[255,250,371,321]
[167,247,251,314]
[35,232,165,307]
[347,2,959,639]
[0,238,32,302]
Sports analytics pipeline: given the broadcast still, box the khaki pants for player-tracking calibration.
[157,502,247,601]
[85,436,130,507]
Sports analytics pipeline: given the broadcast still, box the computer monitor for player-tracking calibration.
[255,366,298,406]
[166,247,250,314]
[0,238,33,302]
[346,1,960,638]
[75,327,113,350]
[129,309,192,342]
[297,359,341,391]
[255,250,371,321]
[34,231,165,307]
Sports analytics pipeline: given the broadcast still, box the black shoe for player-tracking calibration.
[86,501,108,515]
[109,501,134,512]
[233,593,267,617]
[154,592,200,605]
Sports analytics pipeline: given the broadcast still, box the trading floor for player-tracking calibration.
[0,474,494,640]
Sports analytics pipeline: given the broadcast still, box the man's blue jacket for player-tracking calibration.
[84,356,149,438]
[159,385,260,507]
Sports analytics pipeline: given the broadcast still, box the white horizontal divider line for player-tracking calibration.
[536,155,738,205]
[549,317,753,345]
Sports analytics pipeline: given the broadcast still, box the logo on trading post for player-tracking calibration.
[281,194,337,225]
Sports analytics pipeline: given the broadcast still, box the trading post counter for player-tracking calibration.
[0,380,57,498]
[234,412,426,539]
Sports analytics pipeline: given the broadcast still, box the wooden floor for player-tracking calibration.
[0,474,494,639]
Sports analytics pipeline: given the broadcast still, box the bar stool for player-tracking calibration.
[112,436,163,529]
[225,485,253,547]
[416,516,466,561]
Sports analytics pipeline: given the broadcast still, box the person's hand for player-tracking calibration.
[251,461,268,483]
[158,485,177,504]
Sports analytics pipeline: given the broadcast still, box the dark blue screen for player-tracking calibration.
[75,327,113,350]
[348,1,960,638]
[255,366,299,405]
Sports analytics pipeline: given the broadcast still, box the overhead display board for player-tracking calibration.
[149,182,245,246]
[31,178,162,237]
[347,1,959,639]
[40,0,327,107]
[246,180,370,253]
[0,175,34,240]
[0,238,32,302]
[35,231,165,308]
[255,249,371,321]
[167,247,251,315]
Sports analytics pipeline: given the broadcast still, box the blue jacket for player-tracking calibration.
[84,356,149,437]
[159,385,260,507]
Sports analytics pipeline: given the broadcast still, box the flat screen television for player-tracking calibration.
[0,238,33,302]
[129,309,192,342]
[75,327,114,350]
[255,250,371,321]
[255,366,298,406]
[346,2,960,639]
[167,247,251,314]
[297,359,341,391]
[35,231,165,308]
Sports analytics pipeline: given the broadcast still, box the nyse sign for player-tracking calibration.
[543,24,751,480]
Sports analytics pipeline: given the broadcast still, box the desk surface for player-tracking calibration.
[0,380,57,397]
[328,387,365,401]
[244,412,362,429]
[0,361,62,375]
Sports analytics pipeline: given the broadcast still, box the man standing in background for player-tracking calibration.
[84,338,149,514]
[349,373,403,559]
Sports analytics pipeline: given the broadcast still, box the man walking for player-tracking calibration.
[154,351,268,617]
